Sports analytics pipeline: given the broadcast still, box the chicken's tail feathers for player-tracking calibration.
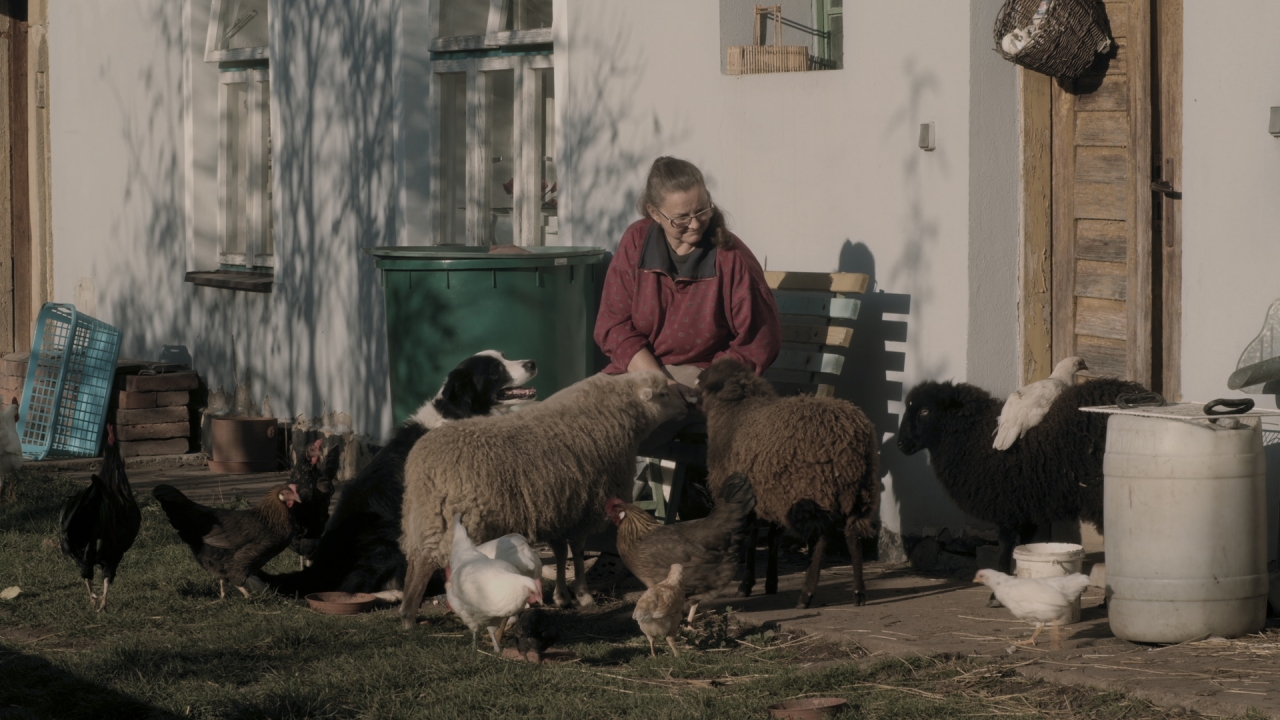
[714,472,757,522]
[992,422,1019,451]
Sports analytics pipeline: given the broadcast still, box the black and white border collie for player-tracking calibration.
[256,350,537,596]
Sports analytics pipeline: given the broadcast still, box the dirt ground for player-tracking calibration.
[38,458,1280,719]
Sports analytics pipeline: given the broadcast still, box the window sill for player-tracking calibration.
[184,270,273,293]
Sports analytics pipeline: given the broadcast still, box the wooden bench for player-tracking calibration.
[633,270,870,523]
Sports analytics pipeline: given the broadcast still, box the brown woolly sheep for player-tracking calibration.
[398,371,688,628]
[699,358,880,609]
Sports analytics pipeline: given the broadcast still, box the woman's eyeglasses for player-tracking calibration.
[656,204,715,231]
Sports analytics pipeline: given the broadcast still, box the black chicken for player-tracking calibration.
[288,438,338,567]
[153,482,301,598]
[59,424,139,612]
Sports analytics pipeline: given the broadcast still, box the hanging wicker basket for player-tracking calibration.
[993,0,1113,79]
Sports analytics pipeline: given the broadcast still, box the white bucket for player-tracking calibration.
[1013,542,1086,624]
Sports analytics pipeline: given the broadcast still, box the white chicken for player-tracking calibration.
[475,533,543,584]
[992,356,1087,451]
[975,569,1092,649]
[633,563,685,658]
[445,515,542,653]
[0,398,23,501]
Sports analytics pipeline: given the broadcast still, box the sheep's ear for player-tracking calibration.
[638,387,654,401]
[719,379,746,402]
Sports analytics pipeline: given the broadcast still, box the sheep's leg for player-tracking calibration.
[796,534,827,609]
[551,540,573,608]
[568,536,595,607]
[844,516,867,607]
[765,525,782,596]
[739,523,758,597]
[400,554,434,629]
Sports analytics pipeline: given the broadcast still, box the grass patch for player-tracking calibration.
[0,472,1217,719]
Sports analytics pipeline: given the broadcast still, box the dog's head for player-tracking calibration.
[435,350,538,422]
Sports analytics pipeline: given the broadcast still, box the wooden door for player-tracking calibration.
[1022,0,1181,398]
[0,0,29,355]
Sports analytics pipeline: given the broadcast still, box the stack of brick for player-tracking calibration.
[115,370,200,457]
[0,353,27,405]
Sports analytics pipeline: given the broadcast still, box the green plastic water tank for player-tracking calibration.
[366,246,607,426]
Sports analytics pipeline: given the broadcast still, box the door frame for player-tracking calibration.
[1018,0,1182,399]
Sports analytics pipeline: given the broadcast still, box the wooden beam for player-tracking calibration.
[1020,67,1053,385]
[1158,0,1182,400]
[1127,0,1153,387]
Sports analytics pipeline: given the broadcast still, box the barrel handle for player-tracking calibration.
[1203,398,1254,416]
[1116,391,1166,409]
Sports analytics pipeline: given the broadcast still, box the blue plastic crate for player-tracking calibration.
[18,303,122,460]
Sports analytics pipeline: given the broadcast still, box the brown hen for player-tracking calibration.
[606,472,755,624]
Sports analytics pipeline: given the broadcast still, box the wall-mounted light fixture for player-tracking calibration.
[919,122,936,151]
[1270,107,1280,137]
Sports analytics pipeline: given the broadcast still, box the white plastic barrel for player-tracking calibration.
[1014,542,1087,623]
[1104,414,1267,643]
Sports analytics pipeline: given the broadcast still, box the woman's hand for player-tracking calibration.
[669,381,699,404]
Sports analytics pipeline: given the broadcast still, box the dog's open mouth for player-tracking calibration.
[498,386,537,402]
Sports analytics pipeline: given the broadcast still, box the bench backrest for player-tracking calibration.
[763,270,869,397]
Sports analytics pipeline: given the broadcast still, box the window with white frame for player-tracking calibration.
[429,0,557,247]
[218,68,273,268]
[207,0,273,271]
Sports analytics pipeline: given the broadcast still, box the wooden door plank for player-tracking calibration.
[1051,80,1078,366]
[1076,220,1128,262]
[1105,2,1130,37]
[1127,0,1153,386]
[1075,259,1128,300]
[1020,68,1053,385]
[1076,297,1128,340]
[1075,146,1128,184]
[1074,182,1129,220]
[0,12,12,355]
[1076,112,1130,146]
[1076,74,1130,112]
[1077,335,1128,377]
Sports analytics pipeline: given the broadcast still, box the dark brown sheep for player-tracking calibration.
[698,358,880,609]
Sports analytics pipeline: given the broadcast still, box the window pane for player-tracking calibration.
[440,0,489,38]
[258,75,273,259]
[536,69,556,245]
[218,0,268,51]
[486,70,515,245]
[439,73,467,245]
[225,79,248,257]
[513,0,552,31]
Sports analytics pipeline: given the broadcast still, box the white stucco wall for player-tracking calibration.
[49,0,401,440]
[1182,1,1280,558]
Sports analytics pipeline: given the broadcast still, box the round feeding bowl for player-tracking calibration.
[305,592,377,615]
[766,698,848,719]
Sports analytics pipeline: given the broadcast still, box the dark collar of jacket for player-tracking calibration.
[638,221,718,280]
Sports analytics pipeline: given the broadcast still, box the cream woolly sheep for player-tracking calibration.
[698,358,880,609]
[398,371,688,628]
